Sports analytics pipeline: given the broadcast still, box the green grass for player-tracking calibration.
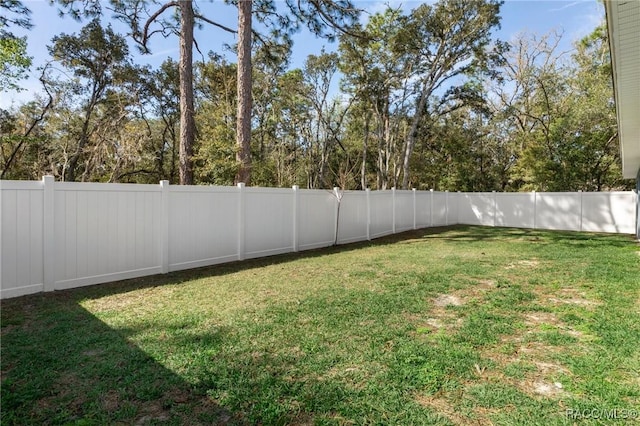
[1,226,639,425]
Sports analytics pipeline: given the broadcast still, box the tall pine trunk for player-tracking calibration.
[236,0,252,185]
[401,89,428,189]
[178,0,195,185]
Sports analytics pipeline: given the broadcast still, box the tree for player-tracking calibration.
[110,0,237,185]
[0,0,33,91]
[55,0,237,184]
[234,0,361,185]
[48,19,130,181]
[302,51,350,188]
[1,68,54,179]
[339,8,413,189]
[194,53,237,185]
[236,0,252,184]
[399,0,504,189]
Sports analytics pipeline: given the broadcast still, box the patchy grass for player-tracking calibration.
[2,226,639,425]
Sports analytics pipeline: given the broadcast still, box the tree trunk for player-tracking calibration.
[401,90,429,189]
[65,96,97,182]
[361,112,370,189]
[235,0,252,185]
[178,0,195,185]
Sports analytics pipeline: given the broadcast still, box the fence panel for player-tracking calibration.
[53,182,162,290]
[169,186,239,271]
[582,192,636,234]
[536,193,581,231]
[447,193,460,225]
[298,190,336,250]
[369,191,393,238]
[244,188,294,258]
[415,191,432,228]
[458,193,494,226]
[395,190,414,232]
[337,191,368,244]
[432,192,450,226]
[496,193,535,229]
[0,181,44,298]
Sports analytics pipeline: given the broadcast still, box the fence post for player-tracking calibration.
[43,176,55,292]
[238,183,246,261]
[430,189,434,227]
[333,187,340,245]
[445,190,449,226]
[533,191,537,229]
[457,191,461,225]
[493,190,497,227]
[579,190,583,232]
[0,179,2,292]
[366,188,371,241]
[412,188,417,230]
[292,185,299,252]
[160,180,170,274]
[392,187,396,234]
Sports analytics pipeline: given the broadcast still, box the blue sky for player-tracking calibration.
[2,0,605,108]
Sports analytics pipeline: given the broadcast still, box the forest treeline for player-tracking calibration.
[1,0,633,191]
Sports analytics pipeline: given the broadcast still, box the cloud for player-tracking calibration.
[570,1,605,42]
[548,1,582,13]
[360,0,431,20]
[147,48,179,58]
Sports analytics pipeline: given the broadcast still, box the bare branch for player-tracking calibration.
[1,64,55,178]
[141,1,180,48]
[194,14,237,34]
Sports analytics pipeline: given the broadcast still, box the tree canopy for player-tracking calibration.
[0,0,633,191]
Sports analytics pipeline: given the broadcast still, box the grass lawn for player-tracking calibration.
[1,226,639,425]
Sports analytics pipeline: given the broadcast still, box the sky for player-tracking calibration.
[1,0,605,109]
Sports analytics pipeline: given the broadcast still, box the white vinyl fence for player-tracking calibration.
[1,177,637,299]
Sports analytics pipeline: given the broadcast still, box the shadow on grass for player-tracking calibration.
[0,295,239,424]
[425,225,637,248]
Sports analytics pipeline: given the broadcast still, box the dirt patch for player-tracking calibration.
[34,372,87,417]
[101,390,120,412]
[523,312,561,327]
[410,282,498,333]
[532,287,600,309]
[531,381,565,397]
[164,389,191,404]
[189,395,235,424]
[416,394,477,425]
[434,294,464,307]
[135,401,170,425]
[475,279,496,287]
[82,349,105,357]
[505,260,539,270]
[425,318,446,329]
[534,361,570,375]
[287,412,314,425]
[549,297,599,306]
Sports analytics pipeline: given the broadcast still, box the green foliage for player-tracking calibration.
[0,34,31,90]
[0,0,32,91]
[1,1,631,189]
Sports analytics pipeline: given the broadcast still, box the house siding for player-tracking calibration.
[637,169,640,239]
